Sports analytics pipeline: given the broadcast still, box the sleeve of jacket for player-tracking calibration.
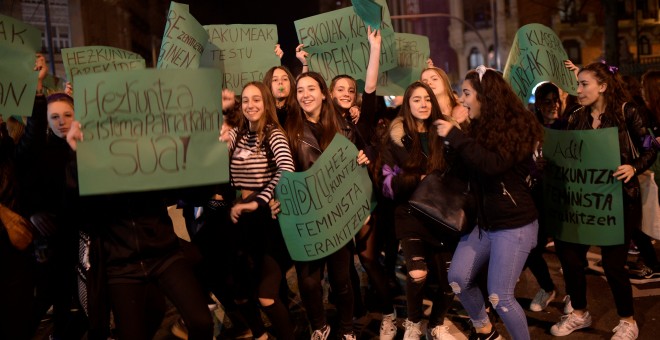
[14,95,48,163]
[379,139,421,200]
[444,127,516,177]
[626,105,657,173]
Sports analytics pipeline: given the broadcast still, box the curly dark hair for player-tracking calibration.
[464,68,543,163]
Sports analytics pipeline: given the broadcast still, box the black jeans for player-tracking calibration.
[296,244,354,335]
[401,238,455,327]
[108,258,213,340]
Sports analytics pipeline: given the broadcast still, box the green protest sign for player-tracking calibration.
[157,1,208,69]
[0,14,42,52]
[201,24,280,93]
[543,127,624,245]
[351,0,382,31]
[503,23,578,104]
[74,69,229,195]
[294,0,397,83]
[62,46,146,84]
[275,134,376,261]
[376,33,429,96]
[0,14,42,116]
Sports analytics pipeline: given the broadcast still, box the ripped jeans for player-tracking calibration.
[447,221,538,340]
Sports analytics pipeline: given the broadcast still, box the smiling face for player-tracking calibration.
[241,84,265,129]
[460,79,481,119]
[331,77,356,110]
[536,91,560,123]
[420,69,445,98]
[271,68,290,100]
[409,87,432,121]
[297,76,325,121]
[577,70,606,107]
[47,101,74,139]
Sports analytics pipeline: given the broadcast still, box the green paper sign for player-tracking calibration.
[294,0,397,83]
[351,0,383,31]
[503,23,578,104]
[543,127,624,245]
[157,1,208,69]
[62,46,146,84]
[0,14,42,116]
[201,24,280,93]
[376,33,429,96]
[275,134,376,261]
[74,69,229,196]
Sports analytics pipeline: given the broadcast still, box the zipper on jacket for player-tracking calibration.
[501,182,517,207]
[299,138,322,153]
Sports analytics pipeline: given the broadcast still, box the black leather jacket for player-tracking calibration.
[291,119,352,172]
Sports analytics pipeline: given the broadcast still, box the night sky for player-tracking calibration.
[183,0,320,71]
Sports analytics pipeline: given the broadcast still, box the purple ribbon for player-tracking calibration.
[382,164,402,199]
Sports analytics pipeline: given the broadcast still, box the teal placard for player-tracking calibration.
[376,33,429,96]
[74,68,228,195]
[62,46,146,84]
[201,24,280,93]
[543,127,624,245]
[0,14,42,116]
[503,23,578,104]
[275,134,376,261]
[351,0,383,31]
[294,0,397,83]
[157,1,208,69]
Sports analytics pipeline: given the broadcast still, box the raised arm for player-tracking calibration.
[363,26,381,94]
[295,44,309,73]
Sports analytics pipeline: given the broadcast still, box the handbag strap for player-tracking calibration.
[620,102,640,159]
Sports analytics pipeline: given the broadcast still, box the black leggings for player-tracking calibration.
[401,238,455,327]
[296,244,354,335]
[108,258,213,340]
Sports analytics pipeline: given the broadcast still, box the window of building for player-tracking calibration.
[468,47,484,70]
[463,0,492,30]
[639,36,652,55]
[560,0,587,23]
[563,39,582,65]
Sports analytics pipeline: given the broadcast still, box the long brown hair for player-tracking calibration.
[238,82,283,142]
[573,62,631,131]
[262,66,298,114]
[642,69,660,123]
[421,67,458,111]
[464,68,543,163]
[286,72,344,153]
[395,81,446,173]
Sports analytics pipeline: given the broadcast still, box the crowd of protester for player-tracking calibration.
[1,29,660,340]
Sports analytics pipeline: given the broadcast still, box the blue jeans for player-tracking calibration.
[448,221,538,340]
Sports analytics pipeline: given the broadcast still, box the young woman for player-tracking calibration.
[380,81,460,340]
[550,62,657,339]
[226,81,296,340]
[283,71,369,340]
[263,65,298,126]
[436,66,544,340]
[420,66,469,127]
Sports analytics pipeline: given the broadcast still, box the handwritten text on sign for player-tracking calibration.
[275,134,375,261]
[376,33,429,96]
[201,24,280,93]
[62,46,146,84]
[294,0,397,83]
[542,128,624,245]
[503,23,578,104]
[157,1,208,69]
[74,69,228,195]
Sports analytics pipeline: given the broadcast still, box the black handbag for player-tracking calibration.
[408,168,475,234]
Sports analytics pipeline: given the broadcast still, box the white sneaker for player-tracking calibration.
[563,295,574,314]
[530,289,556,312]
[379,311,397,340]
[427,324,456,340]
[611,320,639,340]
[311,324,330,340]
[550,311,592,336]
[402,319,422,340]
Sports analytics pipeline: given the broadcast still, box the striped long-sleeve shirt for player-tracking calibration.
[228,126,294,206]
